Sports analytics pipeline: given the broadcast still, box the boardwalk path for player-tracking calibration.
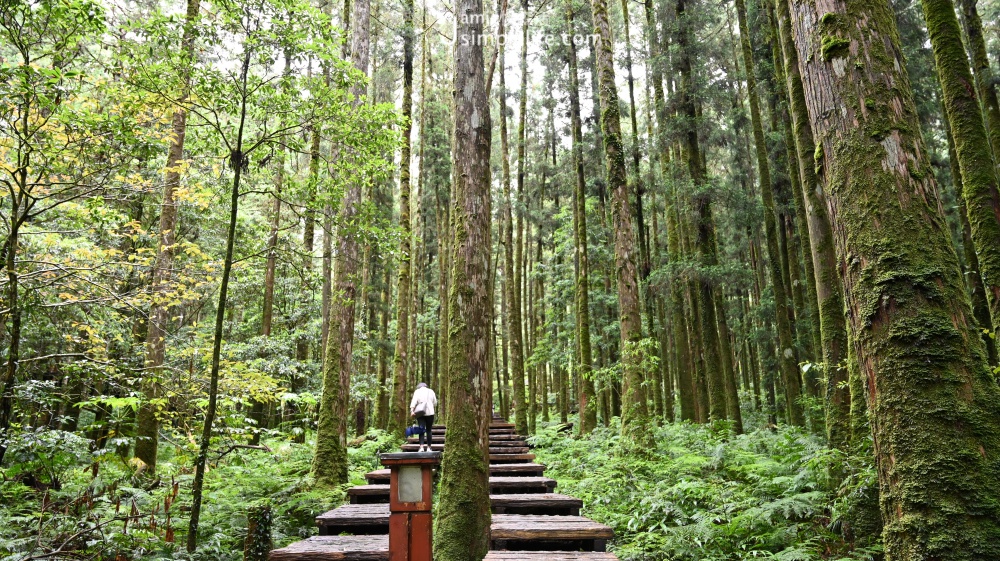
[271,415,618,561]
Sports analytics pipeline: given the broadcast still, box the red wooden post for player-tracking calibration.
[380,451,441,561]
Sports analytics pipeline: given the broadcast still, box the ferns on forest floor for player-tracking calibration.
[0,429,401,561]
[530,421,882,561]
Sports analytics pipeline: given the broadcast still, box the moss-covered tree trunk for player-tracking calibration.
[772,0,849,447]
[388,0,415,438]
[590,0,648,445]
[788,0,1000,557]
[135,0,200,473]
[733,0,803,426]
[433,0,493,552]
[312,0,369,487]
[956,0,1000,166]
[921,0,1000,343]
[565,4,597,434]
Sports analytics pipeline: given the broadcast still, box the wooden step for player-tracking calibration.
[407,435,528,444]
[270,535,387,561]
[490,493,582,516]
[489,476,556,494]
[365,463,546,484]
[485,553,618,561]
[345,476,553,503]
[401,444,529,454]
[491,422,516,429]
[346,485,390,504]
[364,469,391,484]
[491,453,536,463]
[490,515,614,552]
[316,495,587,535]
[314,504,390,535]
[490,463,546,477]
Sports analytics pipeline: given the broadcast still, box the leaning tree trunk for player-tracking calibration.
[787,0,1000,558]
[565,3,597,434]
[135,0,200,473]
[312,0,369,487]
[433,0,493,554]
[590,0,648,445]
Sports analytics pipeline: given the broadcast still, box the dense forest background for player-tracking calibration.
[2,0,1000,559]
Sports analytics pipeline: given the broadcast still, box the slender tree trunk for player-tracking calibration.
[590,0,648,445]
[389,0,415,437]
[566,4,597,434]
[187,46,251,553]
[733,0,803,425]
[433,0,493,552]
[956,0,1000,166]
[773,0,849,447]
[788,1,1000,557]
[921,0,1000,343]
[135,0,200,473]
[948,110,998,364]
[312,0,369,487]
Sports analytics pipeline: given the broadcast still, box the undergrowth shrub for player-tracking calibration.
[530,421,881,561]
[0,429,400,561]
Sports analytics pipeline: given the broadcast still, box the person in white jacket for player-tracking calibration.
[409,382,438,452]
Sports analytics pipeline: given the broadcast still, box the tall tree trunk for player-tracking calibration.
[433,0,493,553]
[788,1,1000,557]
[947,109,999,365]
[772,0,849,447]
[134,0,200,473]
[566,4,596,435]
[957,0,1000,166]
[921,0,1000,343]
[733,0,803,425]
[187,46,251,553]
[497,5,526,435]
[312,0,369,487]
[389,0,415,437]
[590,0,648,445]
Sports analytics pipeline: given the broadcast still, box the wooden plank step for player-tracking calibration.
[401,444,529,454]
[346,477,553,503]
[270,536,387,561]
[365,462,545,484]
[347,485,390,504]
[406,435,528,444]
[490,476,556,493]
[314,504,390,535]
[485,553,618,561]
[491,422,516,429]
[490,515,614,552]
[491,453,536,463]
[490,463,546,476]
[490,494,583,516]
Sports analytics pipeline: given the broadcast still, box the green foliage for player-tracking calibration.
[0,433,391,561]
[531,421,881,561]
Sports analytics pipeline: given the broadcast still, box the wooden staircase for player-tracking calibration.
[270,415,618,561]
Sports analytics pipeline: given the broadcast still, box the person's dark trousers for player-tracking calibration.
[418,415,434,449]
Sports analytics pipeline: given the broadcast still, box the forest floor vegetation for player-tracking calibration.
[0,429,401,561]
[531,418,882,561]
